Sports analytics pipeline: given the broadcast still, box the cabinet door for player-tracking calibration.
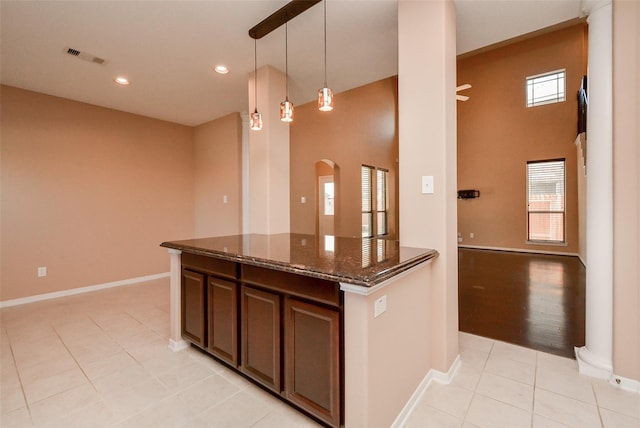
[240,286,281,392]
[284,298,340,427]
[181,269,206,347]
[208,277,238,366]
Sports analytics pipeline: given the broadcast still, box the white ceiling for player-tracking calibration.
[1,1,583,127]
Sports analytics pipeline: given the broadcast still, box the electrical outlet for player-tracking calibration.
[374,295,387,318]
[223,195,228,204]
[470,232,474,239]
[37,267,47,277]
[301,196,306,204]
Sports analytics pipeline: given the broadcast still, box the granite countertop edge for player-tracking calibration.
[160,241,439,287]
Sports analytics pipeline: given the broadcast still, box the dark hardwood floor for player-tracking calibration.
[458,248,586,358]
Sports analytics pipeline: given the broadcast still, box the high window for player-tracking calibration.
[361,165,388,238]
[526,69,566,107]
[527,159,566,243]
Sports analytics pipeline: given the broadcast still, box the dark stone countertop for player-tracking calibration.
[161,233,438,287]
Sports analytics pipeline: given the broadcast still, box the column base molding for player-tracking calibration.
[575,346,612,379]
[168,339,189,352]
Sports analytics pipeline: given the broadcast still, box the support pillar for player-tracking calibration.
[168,248,188,351]
[398,0,459,372]
[247,65,290,235]
[575,0,613,378]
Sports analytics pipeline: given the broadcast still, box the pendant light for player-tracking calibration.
[280,23,294,122]
[250,39,263,131]
[318,0,333,112]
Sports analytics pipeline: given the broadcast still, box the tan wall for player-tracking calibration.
[612,0,640,382]
[193,113,242,237]
[0,85,194,301]
[290,77,399,239]
[344,264,432,427]
[457,24,587,254]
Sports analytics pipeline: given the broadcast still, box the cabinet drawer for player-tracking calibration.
[182,253,237,280]
[242,265,340,308]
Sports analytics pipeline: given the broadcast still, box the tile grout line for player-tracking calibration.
[4,325,33,425]
[461,339,496,425]
[531,350,538,428]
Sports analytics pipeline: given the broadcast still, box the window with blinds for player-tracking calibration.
[527,159,566,243]
[361,165,389,238]
[362,165,373,238]
[526,69,566,107]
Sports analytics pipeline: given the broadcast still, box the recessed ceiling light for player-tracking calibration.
[214,65,229,75]
[114,77,131,86]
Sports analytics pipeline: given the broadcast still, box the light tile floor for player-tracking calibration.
[405,333,640,428]
[1,279,638,428]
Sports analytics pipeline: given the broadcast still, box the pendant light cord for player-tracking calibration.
[285,22,289,99]
[323,0,327,87]
[254,39,258,112]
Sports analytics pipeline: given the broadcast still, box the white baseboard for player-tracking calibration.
[168,339,190,352]
[610,373,640,394]
[0,272,170,308]
[391,355,462,428]
[459,244,580,258]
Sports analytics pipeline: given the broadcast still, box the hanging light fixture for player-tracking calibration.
[318,0,333,112]
[280,23,294,122]
[250,39,263,131]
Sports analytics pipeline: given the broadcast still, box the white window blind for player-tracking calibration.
[526,70,566,107]
[362,165,373,238]
[527,159,566,242]
[376,169,388,236]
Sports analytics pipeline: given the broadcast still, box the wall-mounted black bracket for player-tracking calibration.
[458,189,480,199]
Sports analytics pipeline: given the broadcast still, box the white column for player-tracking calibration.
[575,0,613,378]
[168,248,188,352]
[247,65,290,235]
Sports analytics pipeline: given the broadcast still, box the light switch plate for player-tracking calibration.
[421,176,434,194]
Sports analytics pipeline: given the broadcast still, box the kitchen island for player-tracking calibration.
[161,234,439,427]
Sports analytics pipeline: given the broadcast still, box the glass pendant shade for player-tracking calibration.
[318,86,333,111]
[280,98,294,122]
[250,109,263,131]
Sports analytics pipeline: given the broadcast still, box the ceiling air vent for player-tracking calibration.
[64,47,107,65]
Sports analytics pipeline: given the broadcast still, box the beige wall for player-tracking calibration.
[344,264,432,427]
[0,85,195,301]
[457,24,587,254]
[193,113,242,237]
[612,0,640,382]
[290,77,399,239]
[398,0,459,373]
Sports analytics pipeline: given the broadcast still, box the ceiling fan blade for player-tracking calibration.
[456,95,469,101]
[456,84,472,92]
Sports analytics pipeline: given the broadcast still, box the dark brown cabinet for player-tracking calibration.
[284,298,341,427]
[180,256,342,427]
[208,277,238,366]
[240,286,281,392]
[181,269,206,347]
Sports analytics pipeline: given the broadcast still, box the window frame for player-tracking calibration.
[526,69,566,108]
[361,165,389,238]
[526,158,567,245]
